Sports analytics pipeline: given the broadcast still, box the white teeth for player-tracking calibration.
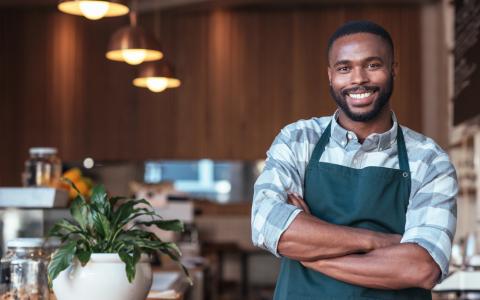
[349,92,372,99]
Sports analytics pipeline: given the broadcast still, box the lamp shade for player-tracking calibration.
[106,25,163,65]
[58,0,129,20]
[133,61,181,93]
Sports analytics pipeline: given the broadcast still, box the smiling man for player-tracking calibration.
[251,20,458,300]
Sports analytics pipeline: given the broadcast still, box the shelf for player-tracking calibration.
[0,187,69,208]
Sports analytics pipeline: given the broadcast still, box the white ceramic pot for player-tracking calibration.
[52,253,152,300]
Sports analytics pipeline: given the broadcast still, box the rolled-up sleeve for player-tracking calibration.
[251,127,304,257]
[401,153,458,282]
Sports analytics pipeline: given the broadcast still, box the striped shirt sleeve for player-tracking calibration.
[401,152,458,282]
[251,126,304,257]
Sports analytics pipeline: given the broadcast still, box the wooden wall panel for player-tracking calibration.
[0,4,423,185]
[172,13,210,159]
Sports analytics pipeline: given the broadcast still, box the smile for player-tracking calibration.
[348,92,372,99]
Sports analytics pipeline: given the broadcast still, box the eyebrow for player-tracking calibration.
[332,56,385,68]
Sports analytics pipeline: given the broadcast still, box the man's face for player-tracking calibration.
[328,33,395,122]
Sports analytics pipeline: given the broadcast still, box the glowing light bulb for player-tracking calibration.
[121,49,147,65]
[79,1,110,20]
[146,78,169,93]
[83,157,95,169]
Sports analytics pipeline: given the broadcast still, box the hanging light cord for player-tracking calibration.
[129,0,138,26]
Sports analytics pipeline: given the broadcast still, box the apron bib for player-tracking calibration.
[273,121,431,300]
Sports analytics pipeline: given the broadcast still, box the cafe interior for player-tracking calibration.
[0,0,479,299]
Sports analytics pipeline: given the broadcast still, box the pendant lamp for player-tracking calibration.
[133,61,181,93]
[106,12,163,65]
[58,0,129,20]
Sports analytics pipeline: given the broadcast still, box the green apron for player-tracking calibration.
[273,121,431,300]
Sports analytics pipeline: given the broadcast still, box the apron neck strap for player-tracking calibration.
[308,122,332,167]
[308,121,410,173]
[396,125,410,173]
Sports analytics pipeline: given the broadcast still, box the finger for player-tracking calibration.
[288,194,305,211]
[287,194,302,208]
[301,202,311,214]
[289,194,311,214]
[290,193,311,214]
[301,261,312,268]
[286,193,295,204]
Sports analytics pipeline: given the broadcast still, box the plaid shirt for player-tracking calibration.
[251,111,458,281]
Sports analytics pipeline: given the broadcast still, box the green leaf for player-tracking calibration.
[92,210,111,240]
[127,238,161,250]
[138,219,184,232]
[76,250,91,266]
[48,241,77,286]
[160,248,180,262]
[160,247,192,284]
[112,201,135,227]
[70,196,89,230]
[122,210,158,226]
[119,247,141,283]
[62,178,86,202]
[48,219,92,246]
[91,185,110,216]
[110,196,127,207]
[76,241,92,266]
[112,199,151,228]
[112,230,158,252]
[119,229,157,240]
[159,242,182,257]
[48,219,82,237]
[182,264,193,286]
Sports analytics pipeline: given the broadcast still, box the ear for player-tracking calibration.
[391,61,399,79]
[328,67,332,85]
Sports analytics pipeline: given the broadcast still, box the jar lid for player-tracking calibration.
[7,238,45,248]
[29,147,57,155]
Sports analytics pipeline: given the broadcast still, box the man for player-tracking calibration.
[251,20,457,300]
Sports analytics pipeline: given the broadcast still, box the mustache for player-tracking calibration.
[342,86,379,95]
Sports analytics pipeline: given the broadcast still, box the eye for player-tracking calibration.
[367,63,381,70]
[336,66,350,73]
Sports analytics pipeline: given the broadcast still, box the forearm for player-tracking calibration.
[278,212,401,261]
[302,243,440,290]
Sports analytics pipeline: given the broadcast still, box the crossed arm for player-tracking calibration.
[278,194,441,290]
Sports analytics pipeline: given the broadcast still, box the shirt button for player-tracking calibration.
[347,133,354,140]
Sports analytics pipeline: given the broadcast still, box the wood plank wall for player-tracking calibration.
[0,4,421,185]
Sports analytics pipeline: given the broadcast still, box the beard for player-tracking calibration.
[329,75,394,122]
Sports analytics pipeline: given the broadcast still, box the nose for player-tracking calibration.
[350,67,369,85]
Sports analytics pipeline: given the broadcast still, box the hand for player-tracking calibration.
[300,259,325,271]
[287,193,311,214]
[372,232,402,250]
[300,260,314,268]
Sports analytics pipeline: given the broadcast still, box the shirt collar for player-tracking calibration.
[330,110,398,151]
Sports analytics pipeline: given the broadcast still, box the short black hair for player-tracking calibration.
[327,20,394,61]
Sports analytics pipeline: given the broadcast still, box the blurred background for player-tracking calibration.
[0,0,479,299]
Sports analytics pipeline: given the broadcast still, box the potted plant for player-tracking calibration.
[47,181,188,300]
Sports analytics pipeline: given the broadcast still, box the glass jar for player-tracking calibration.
[0,238,50,300]
[22,148,62,188]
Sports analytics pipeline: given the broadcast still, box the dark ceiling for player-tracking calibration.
[0,0,439,11]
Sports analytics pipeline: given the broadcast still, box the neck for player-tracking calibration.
[337,106,392,143]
